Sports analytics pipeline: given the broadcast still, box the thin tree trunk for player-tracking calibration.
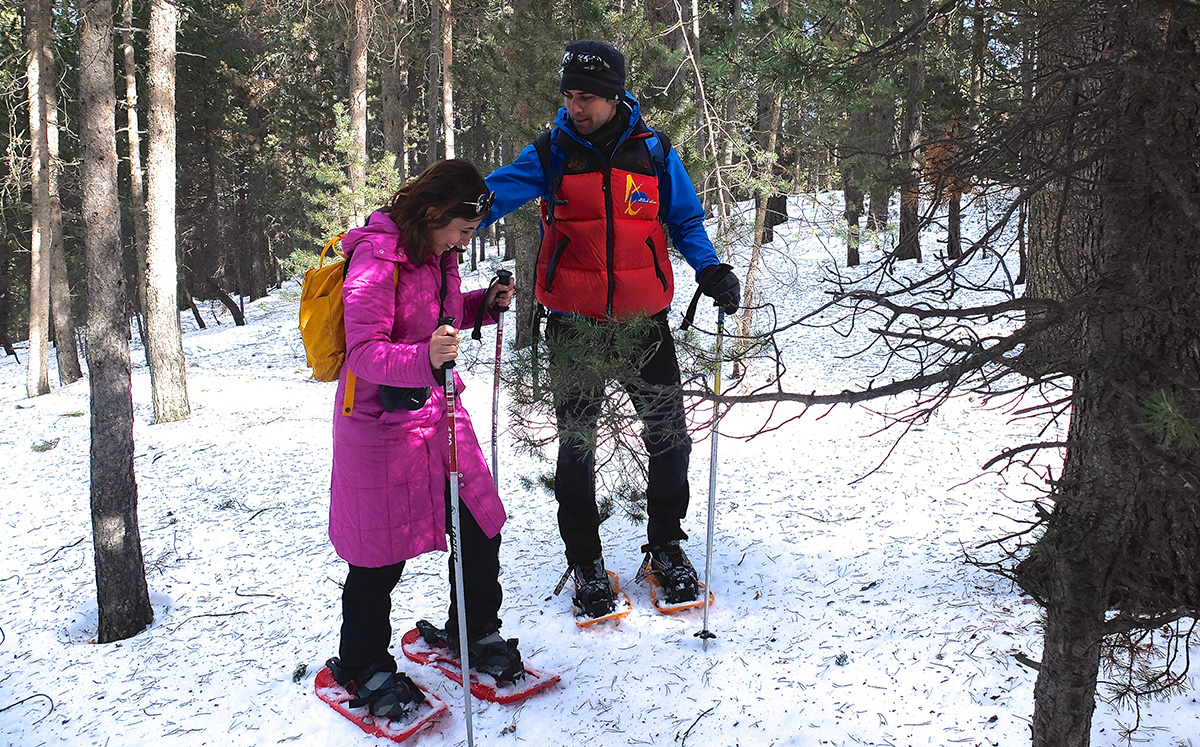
[180,280,205,330]
[245,105,270,300]
[737,92,782,351]
[426,0,441,166]
[204,277,246,325]
[947,194,961,260]
[42,3,81,384]
[842,109,870,267]
[348,0,370,222]
[381,0,410,178]
[647,0,687,101]
[78,0,153,644]
[0,236,18,356]
[25,0,51,397]
[843,169,863,267]
[145,0,190,423]
[440,0,454,159]
[868,0,902,231]
[895,3,926,262]
[674,0,731,234]
[121,0,149,355]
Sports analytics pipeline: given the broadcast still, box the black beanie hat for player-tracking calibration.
[559,40,626,100]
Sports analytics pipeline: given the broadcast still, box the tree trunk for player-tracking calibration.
[380,0,410,178]
[867,0,901,232]
[25,0,51,397]
[843,168,863,268]
[245,104,271,300]
[895,3,925,262]
[121,0,149,355]
[180,280,205,330]
[738,92,782,350]
[42,3,81,384]
[842,109,870,267]
[78,0,153,644]
[426,0,441,166]
[204,277,246,326]
[946,193,961,260]
[1020,4,1103,374]
[145,0,190,424]
[348,0,370,222]
[1015,6,1200,746]
[645,0,687,102]
[440,0,454,159]
[0,236,17,356]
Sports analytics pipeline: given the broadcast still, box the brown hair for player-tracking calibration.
[385,159,491,265]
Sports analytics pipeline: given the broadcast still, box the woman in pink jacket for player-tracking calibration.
[324,160,518,719]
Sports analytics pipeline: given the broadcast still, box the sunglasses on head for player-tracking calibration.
[462,191,495,216]
[560,51,611,73]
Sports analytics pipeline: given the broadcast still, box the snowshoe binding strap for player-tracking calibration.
[467,635,525,685]
[415,620,525,685]
[639,542,700,604]
[349,670,423,720]
[416,619,450,648]
[570,557,617,618]
[325,657,423,721]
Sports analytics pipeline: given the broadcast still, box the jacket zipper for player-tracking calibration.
[603,166,615,318]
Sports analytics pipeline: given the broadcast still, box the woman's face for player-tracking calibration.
[428,216,482,256]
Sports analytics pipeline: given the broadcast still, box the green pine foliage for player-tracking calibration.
[1137,390,1199,453]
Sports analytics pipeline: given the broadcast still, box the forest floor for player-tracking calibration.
[1,192,1197,746]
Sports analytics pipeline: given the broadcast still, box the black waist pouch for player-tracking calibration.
[380,385,430,411]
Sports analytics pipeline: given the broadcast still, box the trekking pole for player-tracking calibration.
[490,270,513,490]
[695,308,724,649]
[438,316,475,747]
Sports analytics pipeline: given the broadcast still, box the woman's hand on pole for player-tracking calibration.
[485,276,515,313]
[429,324,459,368]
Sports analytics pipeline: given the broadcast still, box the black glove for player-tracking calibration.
[697,263,740,314]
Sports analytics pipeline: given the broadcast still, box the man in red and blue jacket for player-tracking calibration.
[482,40,740,618]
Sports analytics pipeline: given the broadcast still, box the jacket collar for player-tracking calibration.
[346,210,418,266]
[553,94,646,154]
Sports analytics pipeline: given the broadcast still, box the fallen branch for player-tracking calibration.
[680,704,718,747]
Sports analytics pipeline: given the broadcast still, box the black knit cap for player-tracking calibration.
[559,40,626,100]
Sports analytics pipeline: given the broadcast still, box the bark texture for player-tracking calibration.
[25,0,51,397]
[1015,5,1200,746]
[146,0,190,423]
[78,0,153,644]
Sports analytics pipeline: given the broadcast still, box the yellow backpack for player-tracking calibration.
[297,232,401,417]
[298,233,349,383]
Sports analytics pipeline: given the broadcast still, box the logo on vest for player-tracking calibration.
[624,174,657,216]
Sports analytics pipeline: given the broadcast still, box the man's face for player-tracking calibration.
[563,90,618,136]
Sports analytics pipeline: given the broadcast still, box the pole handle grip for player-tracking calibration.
[493,269,514,315]
[438,316,456,370]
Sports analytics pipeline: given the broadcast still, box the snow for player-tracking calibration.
[2,193,1198,747]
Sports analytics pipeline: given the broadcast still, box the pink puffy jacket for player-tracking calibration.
[328,211,505,568]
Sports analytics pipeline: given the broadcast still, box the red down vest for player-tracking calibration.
[536,128,673,320]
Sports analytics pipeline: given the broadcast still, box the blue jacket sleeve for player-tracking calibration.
[480,143,547,231]
[658,149,720,278]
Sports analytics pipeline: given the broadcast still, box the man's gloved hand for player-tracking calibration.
[697,263,740,314]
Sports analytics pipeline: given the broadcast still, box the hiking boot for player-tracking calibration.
[641,540,699,604]
[326,657,423,720]
[415,620,525,685]
[571,556,616,618]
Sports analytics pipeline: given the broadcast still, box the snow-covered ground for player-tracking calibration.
[1,194,1197,747]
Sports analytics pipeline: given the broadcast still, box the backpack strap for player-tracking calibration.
[340,246,404,417]
[644,128,671,174]
[534,130,564,201]
[534,130,570,226]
